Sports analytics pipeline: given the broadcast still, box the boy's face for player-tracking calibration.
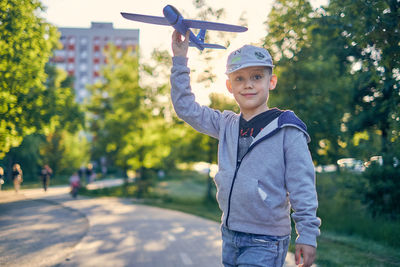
[226,66,277,118]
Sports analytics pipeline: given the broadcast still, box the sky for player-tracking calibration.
[41,0,327,104]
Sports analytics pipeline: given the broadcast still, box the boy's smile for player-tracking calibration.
[226,66,277,120]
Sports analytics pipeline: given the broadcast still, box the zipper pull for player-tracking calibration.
[236,160,241,170]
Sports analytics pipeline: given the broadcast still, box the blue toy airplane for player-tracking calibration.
[121,5,247,50]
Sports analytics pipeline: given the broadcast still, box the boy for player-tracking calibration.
[170,30,320,267]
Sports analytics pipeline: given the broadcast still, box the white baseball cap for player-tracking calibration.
[226,45,274,74]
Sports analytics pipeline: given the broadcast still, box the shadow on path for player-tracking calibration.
[0,180,299,267]
[0,194,89,267]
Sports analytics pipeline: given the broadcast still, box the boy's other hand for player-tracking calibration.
[295,244,316,267]
[172,30,189,58]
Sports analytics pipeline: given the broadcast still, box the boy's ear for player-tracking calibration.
[269,74,277,90]
[226,79,233,93]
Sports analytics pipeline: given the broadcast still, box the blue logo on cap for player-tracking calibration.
[254,52,265,60]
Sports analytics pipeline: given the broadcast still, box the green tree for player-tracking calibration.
[5,64,87,180]
[324,0,400,217]
[264,0,351,165]
[1,134,43,182]
[36,64,86,175]
[87,46,146,175]
[326,0,400,155]
[88,45,178,196]
[2,64,86,181]
[0,0,59,157]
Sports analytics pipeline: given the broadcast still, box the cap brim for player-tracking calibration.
[226,63,274,74]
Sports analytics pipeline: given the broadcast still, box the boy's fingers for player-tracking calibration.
[302,252,315,267]
[184,30,190,42]
[295,247,301,265]
[172,30,181,42]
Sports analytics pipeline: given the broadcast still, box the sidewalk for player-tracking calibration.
[0,179,300,267]
[0,191,89,267]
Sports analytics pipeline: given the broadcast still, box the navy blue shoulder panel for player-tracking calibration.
[246,110,310,151]
[278,110,308,132]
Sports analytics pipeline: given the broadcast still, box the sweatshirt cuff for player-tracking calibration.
[172,56,188,66]
[296,234,317,248]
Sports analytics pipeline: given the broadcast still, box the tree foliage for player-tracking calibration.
[326,0,400,154]
[264,0,351,165]
[87,46,146,173]
[264,0,400,217]
[88,45,179,176]
[2,64,86,180]
[324,0,400,217]
[0,0,59,157]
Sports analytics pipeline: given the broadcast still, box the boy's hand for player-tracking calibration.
[172,30,189,57]
[295,244,316,267]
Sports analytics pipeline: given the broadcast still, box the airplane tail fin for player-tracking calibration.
[196,29,206,42]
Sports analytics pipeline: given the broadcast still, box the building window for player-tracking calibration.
[94,37,100,45]
[80,37,87,45]
[80,64,87,72]
[58,62,67,69]
[68,36,76,45]
[80,75,88,84]
[80,50,87,59]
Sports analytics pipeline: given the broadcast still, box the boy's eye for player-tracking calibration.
[235,76,243,81]
[253,74,263,80]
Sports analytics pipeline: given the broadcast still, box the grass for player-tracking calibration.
[316,232,400,266]
[316,172,400,249]
[80,169,400,266]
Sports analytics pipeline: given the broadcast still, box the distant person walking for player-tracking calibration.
[40,165,53,191]
[78,166,85,180]
[69,172,81,198]
[85,163,95,184]
[0,166,4,190]
[12,164,23,193]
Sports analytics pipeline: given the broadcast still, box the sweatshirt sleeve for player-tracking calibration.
[170,56,222,139]
[283,127,321,247]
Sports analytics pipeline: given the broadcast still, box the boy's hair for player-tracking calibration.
[226,45,274,75]
[265,66,273,76]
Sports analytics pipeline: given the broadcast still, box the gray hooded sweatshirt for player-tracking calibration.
[171,56,321,247]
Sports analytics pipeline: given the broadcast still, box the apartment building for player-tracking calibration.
[50,22,139,102]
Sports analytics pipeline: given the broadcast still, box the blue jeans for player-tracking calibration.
[221,226,290,267]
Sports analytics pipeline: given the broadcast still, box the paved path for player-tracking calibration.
[0,180,299,267]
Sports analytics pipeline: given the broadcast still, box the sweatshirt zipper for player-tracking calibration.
[224,128,281,228]
[225,159,241,228]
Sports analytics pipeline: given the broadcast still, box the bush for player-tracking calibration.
[361,154,400,219]
[317,171,400,248]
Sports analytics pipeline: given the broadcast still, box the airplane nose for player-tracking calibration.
[163,5,180,25]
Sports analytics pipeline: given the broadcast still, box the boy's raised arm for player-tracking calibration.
[169,30,222,139]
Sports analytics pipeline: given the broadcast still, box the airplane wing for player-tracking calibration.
[184,19,247,32]
[121,12,170,26]
[189,42,226,50]
[201,43,226,49]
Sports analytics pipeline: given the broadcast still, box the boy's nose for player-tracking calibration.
[244,79,253,88]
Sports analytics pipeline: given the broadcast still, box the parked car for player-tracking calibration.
[315,164,337,173]
[364,155,399,168]
[337,158,365,173]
